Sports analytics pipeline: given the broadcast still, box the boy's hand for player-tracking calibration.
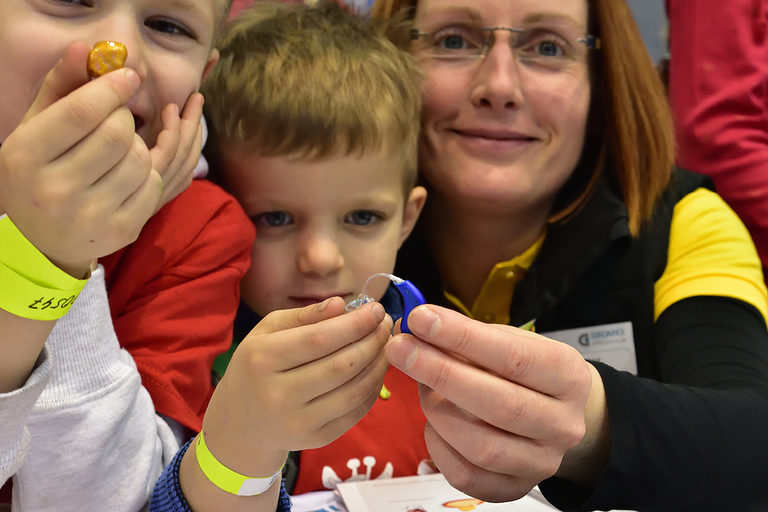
[203,298,392,478]
[149,92,205,212]
[0,42,161,277]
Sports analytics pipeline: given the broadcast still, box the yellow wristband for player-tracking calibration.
[195,431,283,496]
[0,215,88,320]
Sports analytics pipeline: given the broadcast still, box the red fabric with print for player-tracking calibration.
[100,179,255,432]
[292,366,429,494]
[0,181,253,504]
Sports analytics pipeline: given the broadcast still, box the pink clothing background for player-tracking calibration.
[230,0,255,17]
[230,0,302,18]
[667,0,768,279]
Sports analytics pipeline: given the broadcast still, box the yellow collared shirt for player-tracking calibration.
[445,233,546,325]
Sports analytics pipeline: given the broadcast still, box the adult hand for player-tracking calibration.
[0,42,160,278]
[387,305,604,502]
[201,297,392,479]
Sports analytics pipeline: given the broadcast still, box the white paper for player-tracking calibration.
[336,474,559,512]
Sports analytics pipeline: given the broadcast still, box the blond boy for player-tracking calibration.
[0,0,249,510]
[155,2,428,510]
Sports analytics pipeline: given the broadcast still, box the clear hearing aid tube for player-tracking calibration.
[345,273,425,334]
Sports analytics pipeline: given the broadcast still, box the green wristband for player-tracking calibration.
[0,215,88,321]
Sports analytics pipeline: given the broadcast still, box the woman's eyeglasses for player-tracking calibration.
[410,21,600,70]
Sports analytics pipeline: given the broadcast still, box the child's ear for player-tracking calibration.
[201,48,220,82]
[399,186,427,247]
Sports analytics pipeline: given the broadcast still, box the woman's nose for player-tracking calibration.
[470,33,525,111]
[297,234,345,277]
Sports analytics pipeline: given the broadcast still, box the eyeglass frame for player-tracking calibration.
[408,25,601,61]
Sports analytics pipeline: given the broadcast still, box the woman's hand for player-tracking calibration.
[386,305,608,502]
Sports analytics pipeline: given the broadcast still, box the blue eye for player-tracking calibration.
[254,211,292,228]
[440,34,469,50]
[537,40,563,57]
[515,29,569,59]
[345,210,381,226]
[145,18,195,39]
[428,25,486,54]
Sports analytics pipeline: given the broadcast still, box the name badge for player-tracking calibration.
[540,321,637,374]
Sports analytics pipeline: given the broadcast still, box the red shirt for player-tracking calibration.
[100,179,255,431]
[292,366,430,494]
[668,0,768,277]
[0,180,253,502]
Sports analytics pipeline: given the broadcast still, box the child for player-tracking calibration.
[0,0,254,510]
[151,2,428,510]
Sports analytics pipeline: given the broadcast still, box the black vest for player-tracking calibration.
[395,168,712,380]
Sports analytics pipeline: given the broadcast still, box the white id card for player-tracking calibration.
[540,321,637,374]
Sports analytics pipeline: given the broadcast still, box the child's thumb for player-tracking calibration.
[21,42,91,123]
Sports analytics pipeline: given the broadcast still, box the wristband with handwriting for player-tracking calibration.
[0,215,88,321]
[195,430,283,496]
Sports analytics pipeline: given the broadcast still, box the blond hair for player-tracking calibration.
[213,0,233,38]
[371,0,674,235]
[203,1,421,187]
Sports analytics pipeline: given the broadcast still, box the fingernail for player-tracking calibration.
[387,337,419,370]
[409,306,440,337]
[371,302,385,321]
[121,68,140,90]
[317,297,332,311]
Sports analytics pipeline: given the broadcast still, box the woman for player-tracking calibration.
[372,0,768,510]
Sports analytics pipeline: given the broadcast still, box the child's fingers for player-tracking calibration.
[111,168,164,240]
[149,93,203,176]
[180,92,205,125]
[157,116,199,208]
[280,314,392,402]
[62,136,158,258]
[166,93,205,184]
[148,93,204,210]
[250,297,349,335]
[87,133,154,211]
[180,94,205,148]
[21,42,90,124]
[53,106,138,186]
[178,113,204,179]
[149,103,180,176]
[252,301,388,365]
[21,67,141,163]
[300,350,389,448]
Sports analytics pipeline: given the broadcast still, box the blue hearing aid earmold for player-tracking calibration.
[345,272,425,334]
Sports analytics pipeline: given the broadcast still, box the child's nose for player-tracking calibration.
[93,16,148,79]
[297,235,345,277]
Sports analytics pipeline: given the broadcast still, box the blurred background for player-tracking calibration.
[627,0,668,65]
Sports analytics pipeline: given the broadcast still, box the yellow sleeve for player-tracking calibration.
[654,188,768,323]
